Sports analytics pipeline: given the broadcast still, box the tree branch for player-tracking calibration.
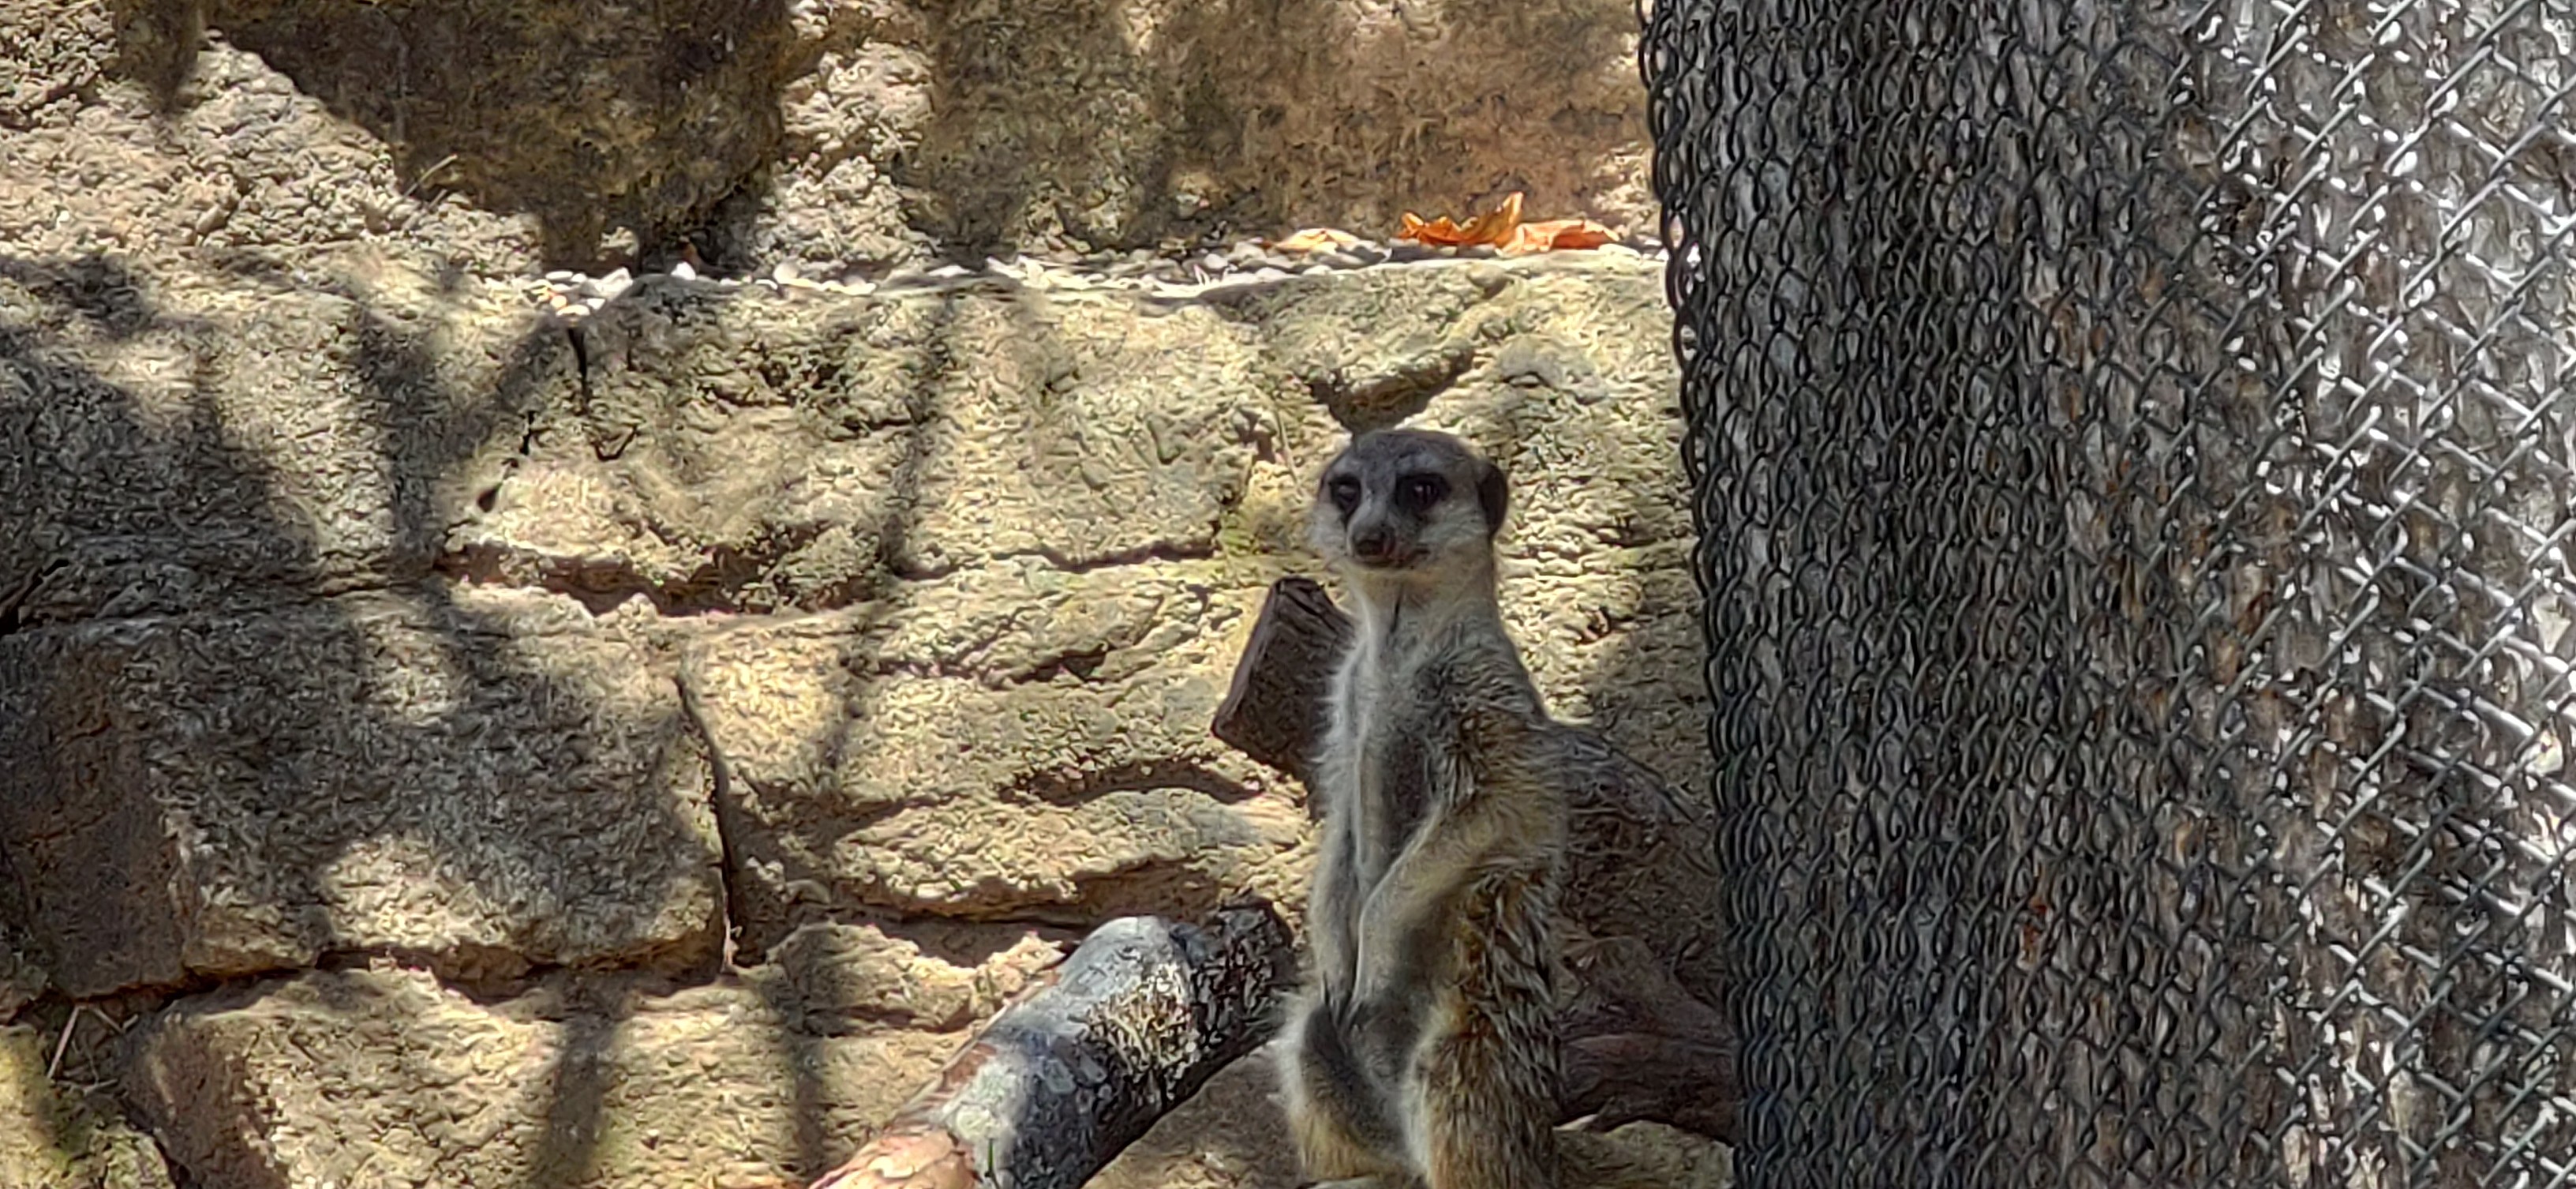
[807,905,1297,1189]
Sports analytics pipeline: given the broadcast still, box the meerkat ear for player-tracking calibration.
[1476,460,1509,538]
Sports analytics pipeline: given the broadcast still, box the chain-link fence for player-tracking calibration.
[1646,2,2576,1187]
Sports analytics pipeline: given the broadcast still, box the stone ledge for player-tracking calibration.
[125,931,1064,1189]
[0,584,721,999]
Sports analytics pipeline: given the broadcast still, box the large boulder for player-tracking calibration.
[125,921,1066,1189]
[3,0,1647,276]
[0,589,723,998]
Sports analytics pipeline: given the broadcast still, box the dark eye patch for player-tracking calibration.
[1396,473,1447,512]
[1327,474,1362,516]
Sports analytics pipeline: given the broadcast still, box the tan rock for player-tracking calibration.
[0,31,541,276]
[683,558,1315,948]
[0,586,721,997]
[455,283,1312,612]
[0,1024,175,1189]
[0,251,567,625]
[6,0,1643,276]
[880,0,1649,257]
[125,938,1060,1189]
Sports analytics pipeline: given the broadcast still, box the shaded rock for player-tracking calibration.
[0,250,567,626]
[11,0,1647,273]
[683,559,1314,949]
[1229,263,1520,431]
[187,1,797,266]
[0,1025,174,1189]
[878,0,1649,261]
[125,937,1064,1189]
[0,32,542,277]
[452,283,1312,612]
[0,586,721,997]
[1084,1043,1735,1189]
[762,918,1075,1034]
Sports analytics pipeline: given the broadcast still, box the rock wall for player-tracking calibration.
[8,0,1649,276]
[0,2,1702,1187]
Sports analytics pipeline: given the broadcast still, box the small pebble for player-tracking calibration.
[545,269,576,283]
[671,260,698,280]
[773,260,802,283]
[1226,242,1267,265]
[1387,242,1436,262]
[1196,251,1230,274]
[1251,266,1289,282]
[927,264,970,279]
[1320,249,1368,269]
[1300,264,1333,276]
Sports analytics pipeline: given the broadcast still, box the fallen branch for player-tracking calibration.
[1215,575,1740,1144]
[807,905,1296,1189]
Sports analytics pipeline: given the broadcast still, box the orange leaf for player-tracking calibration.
[1500,217,1617,255]
[1396,192,1525,247]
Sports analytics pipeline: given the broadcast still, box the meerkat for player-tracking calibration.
[1278,427,1568,1189]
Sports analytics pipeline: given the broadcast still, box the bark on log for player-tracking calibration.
[807,904,1296,1189]
[1212,575,1741,1145]
[1208,572,1347,798]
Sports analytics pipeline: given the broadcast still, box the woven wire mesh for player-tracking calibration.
[1645,2,2576,1187]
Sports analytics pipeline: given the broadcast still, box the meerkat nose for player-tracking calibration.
[1352,525,1396,561]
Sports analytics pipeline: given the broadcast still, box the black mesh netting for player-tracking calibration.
[1644,2,2576,1187]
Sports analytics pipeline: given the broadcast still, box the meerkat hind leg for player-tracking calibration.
[1413,868,1562,1189]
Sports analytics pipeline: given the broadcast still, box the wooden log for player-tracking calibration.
[807,904,1297,1189]
[1209,573,1349,798]
[1211,575,1741,1144]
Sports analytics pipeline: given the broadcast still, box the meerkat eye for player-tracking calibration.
[1327,475,1362,516]
[1397,474,1447,512]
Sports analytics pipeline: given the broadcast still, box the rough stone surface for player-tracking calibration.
[684,559,1317,950]
[1089,1042,1735,1189]
[125,928,1065,1189]
[0,588,723,998]
[4,0,1646,278]
[0,249,567,627]
[4,230,1701,1184]
[0,1025,174,1189]
[451,279,1312,612]
[578,257,1713,962]
[2,7,1697,1175]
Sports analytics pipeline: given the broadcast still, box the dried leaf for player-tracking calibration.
[1395,193,1612,254]
[1501,217,1618,255]
[1398,190,1526,247]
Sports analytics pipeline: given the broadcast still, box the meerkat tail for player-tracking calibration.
[1281,989,1415,1183]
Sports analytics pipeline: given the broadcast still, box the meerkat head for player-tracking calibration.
[1309,429,1508,591]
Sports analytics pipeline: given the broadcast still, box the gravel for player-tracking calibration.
[517,235,1669,323]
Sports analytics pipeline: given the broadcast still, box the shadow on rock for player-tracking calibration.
[0,252,724,1186]
[108,0,797,270]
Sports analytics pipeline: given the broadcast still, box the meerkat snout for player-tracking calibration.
[1310,429,1511,576]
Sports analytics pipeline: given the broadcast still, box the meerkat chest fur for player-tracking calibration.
[1323,580,1548,879]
